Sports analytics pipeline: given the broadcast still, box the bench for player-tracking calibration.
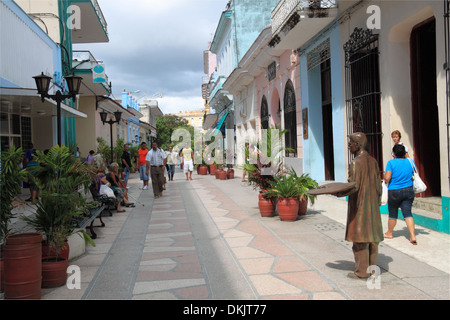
[72,205,105,239]
[89,181,117,216]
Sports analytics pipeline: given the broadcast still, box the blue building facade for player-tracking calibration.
[299,21,346,183]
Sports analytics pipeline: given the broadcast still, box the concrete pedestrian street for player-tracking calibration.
[39,168,450,300]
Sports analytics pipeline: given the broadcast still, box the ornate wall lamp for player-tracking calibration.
[99,110,122,163]
[33,72,82,146]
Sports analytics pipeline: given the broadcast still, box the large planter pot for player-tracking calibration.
[209,164,216,175]
[42,241,69,260]
[258,193,274,217]
[226,168,234,179]
[277,198,299,221]
[219,170,227,180]
[215,169,221,179]
[0,245,4,293]
[41,257,69,288]
[198,165,208,175]
[298,198,308,216]
[4,232,42,299]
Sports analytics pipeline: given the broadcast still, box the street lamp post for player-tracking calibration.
[33,72,82,146]
[99,110,122,163]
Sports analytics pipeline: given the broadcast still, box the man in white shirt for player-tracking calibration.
[145,141,167,198]
[181,142,194,181]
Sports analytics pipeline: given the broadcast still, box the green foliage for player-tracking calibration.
[22,145,95,257]
[264,175,302,199]
[0,146,26,244]
[243,127,289,191]
[113,138,125,170]
[156,115,193,150]
[288,168,319,204]
[263,169,319,203]
[96,137,111,165]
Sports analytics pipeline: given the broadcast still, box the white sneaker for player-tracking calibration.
[143,186,148,190]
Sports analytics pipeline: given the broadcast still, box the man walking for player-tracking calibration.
[137,142,149,190]
[121,144,132,187]
[181,142,194,180]
[332,132,383,279]
[146,141,167,198]
[166,146,176,181]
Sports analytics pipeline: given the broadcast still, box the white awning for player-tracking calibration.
[0,87,87,118]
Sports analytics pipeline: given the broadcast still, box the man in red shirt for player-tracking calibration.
[137,142,149,190]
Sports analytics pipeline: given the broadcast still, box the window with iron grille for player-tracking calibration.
[344,28,383,172]
[21,116,32,149]
[284,80,297,157]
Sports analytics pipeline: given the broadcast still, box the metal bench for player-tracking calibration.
[89,180,116,216]
[72,205,105,239]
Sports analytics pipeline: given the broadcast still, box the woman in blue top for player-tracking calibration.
[384,144,417,245]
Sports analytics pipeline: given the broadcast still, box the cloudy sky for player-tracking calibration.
[75,0,227,114]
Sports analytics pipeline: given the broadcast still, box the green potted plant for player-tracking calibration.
[0,146,27,293]
[264,175,301,221]
[289,169,318,215]
[96,137,111,165]
[22,145,95,288]
[129,145,139,173]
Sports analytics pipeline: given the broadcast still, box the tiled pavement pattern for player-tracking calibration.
[37,170,449,300]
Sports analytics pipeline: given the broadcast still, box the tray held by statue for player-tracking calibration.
[307,182,356,196]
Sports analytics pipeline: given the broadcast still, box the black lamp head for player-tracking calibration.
[33,72,52,96]
[64,75,82,97]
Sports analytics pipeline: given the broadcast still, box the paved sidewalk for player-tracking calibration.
[35,168,449,300]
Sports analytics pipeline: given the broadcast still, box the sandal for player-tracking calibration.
[384,233,393,239]
[117,209,126,212]
[410,240,417,245]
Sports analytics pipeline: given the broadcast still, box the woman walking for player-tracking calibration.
[384,144,417,245]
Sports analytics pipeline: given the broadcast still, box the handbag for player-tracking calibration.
[409,159,427,193]
[381,181,388,205]
[99,184,116,198]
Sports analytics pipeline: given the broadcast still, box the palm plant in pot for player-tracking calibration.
[0,146,27,292]
[22,145,95,288]
[264,175,302,221]
[243,128,290,217]
[289,169,318,215]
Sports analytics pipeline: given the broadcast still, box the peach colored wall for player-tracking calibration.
[254,50,301,156]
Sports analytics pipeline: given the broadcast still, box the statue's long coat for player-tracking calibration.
[346,151,384,243]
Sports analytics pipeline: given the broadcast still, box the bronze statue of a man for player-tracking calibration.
[333,132,384,279]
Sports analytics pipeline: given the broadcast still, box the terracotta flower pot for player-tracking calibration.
[42,241,69,260]
[277,197,299,221]
[219,170,227,180]
[258,193,274,217]
[41,257,69,288]
[198,165,208,175]
[209,164,216,175]
[298,198,308,215]
[226,168,234,179]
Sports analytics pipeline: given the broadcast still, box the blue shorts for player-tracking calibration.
[139,164,149,181]
[388,186,415,219]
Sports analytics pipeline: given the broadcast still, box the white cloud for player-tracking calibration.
[82,0,226,112]
[158,95,205,115]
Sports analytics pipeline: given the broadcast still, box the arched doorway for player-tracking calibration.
[260,95,269,130]
[284,80,297,157]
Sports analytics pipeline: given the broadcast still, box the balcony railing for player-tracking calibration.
[91,0,108,37]
[272,0,337,35]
